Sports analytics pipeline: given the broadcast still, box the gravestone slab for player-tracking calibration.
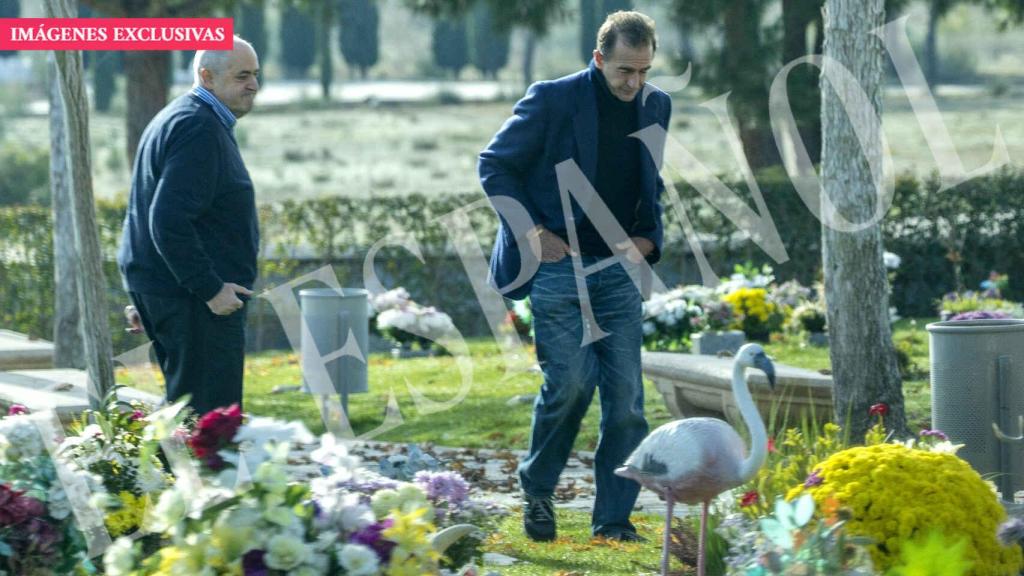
[0,330,54,370]
[642,351,834,423]
[0,369,161,421]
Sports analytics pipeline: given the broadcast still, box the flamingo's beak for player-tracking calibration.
[754,352,776,390]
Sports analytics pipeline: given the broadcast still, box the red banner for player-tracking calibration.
[0,18,233,51]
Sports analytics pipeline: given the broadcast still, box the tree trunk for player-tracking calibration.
[521,29,536,91]
[319,1,333,101]
[43,0,115,409]
[48,55,85,370]
[925,0,942,86]
[782,0,823,165]
[123,51,170,164]
[723,0,781,170]
[821,0,908,440]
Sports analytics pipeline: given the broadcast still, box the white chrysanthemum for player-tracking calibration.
[883,251,901,270]
[264,533,311,570]
[338,543,380,576]
[103,537,138,576]
[320,492,375,532]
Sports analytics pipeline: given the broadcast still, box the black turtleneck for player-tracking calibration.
[572,68,642,257]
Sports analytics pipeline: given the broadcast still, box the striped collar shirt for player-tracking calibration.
[189,85,237,130]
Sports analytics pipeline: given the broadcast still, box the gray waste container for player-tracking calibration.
[299,288,369,413]
[927,319,1024,501]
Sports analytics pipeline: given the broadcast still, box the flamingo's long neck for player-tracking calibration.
[733,361,768,483]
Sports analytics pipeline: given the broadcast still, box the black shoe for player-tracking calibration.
[523,495,556,542]
[596,530,647,543]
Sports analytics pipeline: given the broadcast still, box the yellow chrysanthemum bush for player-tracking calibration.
[723,287,784,341]
[787,443,1023,574]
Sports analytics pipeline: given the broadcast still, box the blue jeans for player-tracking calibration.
[518,255,649,535]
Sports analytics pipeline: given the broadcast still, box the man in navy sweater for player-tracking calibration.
[479,12,670,542]
[118,36,260,416]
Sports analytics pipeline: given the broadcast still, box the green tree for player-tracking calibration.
[432,17,469,79]
[92,51,120,112]
[579,0,597,63]
[82,0,222,164]
[238,1,269,64]
[0,0,18,59]
[280,2,317,78]
[471,2,510,78]
[339,0,380,79]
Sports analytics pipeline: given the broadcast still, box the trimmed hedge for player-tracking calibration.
[3,170,1023,352]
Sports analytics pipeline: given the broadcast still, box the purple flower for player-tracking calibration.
[6,404,28,416]
[414,470,470,509]
[803,469,823,488]
[350,519,397,562]
[242,549,269,576]
[920,429,949,441]
[950,310,1012,321]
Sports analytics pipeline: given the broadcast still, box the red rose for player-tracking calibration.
[868,403,889,417]
[188,404,243,470]
[739,490,759,507]
[767,437,776,453]
[0,485,45,526]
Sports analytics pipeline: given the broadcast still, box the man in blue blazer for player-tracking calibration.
[479,11,671,542]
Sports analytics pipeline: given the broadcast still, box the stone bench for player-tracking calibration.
[642,351,835,425]
[0,329,55,370]
[0,369,162,421]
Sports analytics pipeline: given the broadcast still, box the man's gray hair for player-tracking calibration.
[192,35,254,87]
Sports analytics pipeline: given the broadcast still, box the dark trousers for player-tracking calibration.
[130,291,246,416]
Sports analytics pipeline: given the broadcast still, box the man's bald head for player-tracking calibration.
[192,36,260,118]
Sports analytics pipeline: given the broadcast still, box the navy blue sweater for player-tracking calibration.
[118,93,258,302]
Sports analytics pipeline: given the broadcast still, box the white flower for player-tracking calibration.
[317,492,375,532]
[338,543,380,576]
[929,440,965,455]
[264,533,311,570]
[310,434,360,474]
[254,461,290,494]
[883,251,901,270]
[642,321,655,336]
[0,416,45,461]
[103,537,138,576]
[148,488,187,532]
[47,484,72,520]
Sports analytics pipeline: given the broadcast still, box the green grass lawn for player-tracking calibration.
[481,509,670,575]
[118,319,935,449]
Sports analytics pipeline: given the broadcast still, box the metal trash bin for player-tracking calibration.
[927,319,1024,501]
[299,288,369,414]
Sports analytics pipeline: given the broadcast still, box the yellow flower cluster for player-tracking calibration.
[724,288,775,323]
[382,507,440,576]
[105,491,149,538]
[788,443,1023,574]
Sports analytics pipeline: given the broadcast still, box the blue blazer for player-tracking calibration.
[478,60,672,300]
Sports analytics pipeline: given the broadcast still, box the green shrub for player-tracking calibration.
[0,143,49,206]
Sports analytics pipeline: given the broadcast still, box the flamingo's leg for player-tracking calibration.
[697,499,709,576]
[661,494,674,576]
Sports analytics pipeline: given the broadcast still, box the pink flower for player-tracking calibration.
[131,410,145,421]
[767,437,777,453]
[6,404,28,416]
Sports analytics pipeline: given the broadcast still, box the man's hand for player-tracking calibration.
[206,283,254,316]
[529,226,577,263]
[615,237,655,264]
[124,305,144,334]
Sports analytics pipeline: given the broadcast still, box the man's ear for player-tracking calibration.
[200,68,214,88]
[593,49,604,69]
